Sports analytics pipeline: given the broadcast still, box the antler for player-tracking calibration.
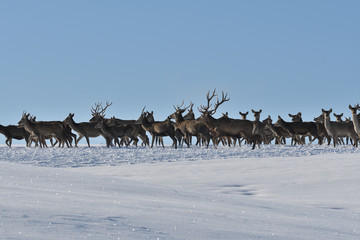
[141,106,146,115]
[173,100,185,111]
[210,91,230,115]
[199,89,217,113]
[91,101,112,116]
[188,101,194,111]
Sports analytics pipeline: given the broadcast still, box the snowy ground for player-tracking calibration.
[1,144,360,239]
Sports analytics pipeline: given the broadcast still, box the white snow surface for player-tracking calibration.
[1,144,360,239]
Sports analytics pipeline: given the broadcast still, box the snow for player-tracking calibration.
[1,144,360,239]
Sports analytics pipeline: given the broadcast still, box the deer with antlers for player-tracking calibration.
[90,102,149,146]
[169,101,212,148]
[198,90,259,149]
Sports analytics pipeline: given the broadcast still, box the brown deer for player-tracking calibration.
[349,104,360,139]
[18,113,70,148]
[0,124,30,147]
[90,102,149,146]
[321,109,358,147]
[169,102,212,148]
[313,114,332,145]
[263,116,290,144]
[95,119,137,147]
[136,107,178,149]
[274,116,319,145]
[31,116,76,147]
[64,113,112,147]
[198,90,259,149]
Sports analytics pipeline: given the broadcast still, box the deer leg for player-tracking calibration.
[185,134,191,148]
[170,135,177,149]
[6,138,11,147]
[76,135,84,146]
[85,136,91,147]
[150,135,155,148]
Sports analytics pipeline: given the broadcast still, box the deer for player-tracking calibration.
[349,104,360,139]
[30,116,76,147]
[18,113,70,148]
[321,109,358,147]
[332,113,347,145]
[169,101,212,148]
[287,112,309,145]
[198,90,259,149]
[90,102,149,146]
[251,109,274,145]
[64,113,112,147]
[263,116,290,144]
[136,107,178,149]
[0,124,30,147]
[95,119,137,147]
[274,116,320,145]
[313,114,332,145]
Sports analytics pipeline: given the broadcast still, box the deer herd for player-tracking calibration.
[2,90,360,149]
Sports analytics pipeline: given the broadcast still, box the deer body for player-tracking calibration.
[322,109,358,147]
[95,120,136,147]
[137,110,177,149]
[64,113,112,147]
[18,114,70,148]
[275,116,319,145]
[0,125,30,147]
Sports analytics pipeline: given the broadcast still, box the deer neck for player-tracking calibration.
[66,118,79,131]
[174,113,185,124]
[323,115,333,135]
[201,115,217,130]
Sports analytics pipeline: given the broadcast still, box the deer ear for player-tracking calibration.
[340,113,343,117]
[288,114,292,117]
[329,108,333,113]
[349,105,352,109]
[259,109,262,113]
[298,112,302,116]
[321,109,325,113]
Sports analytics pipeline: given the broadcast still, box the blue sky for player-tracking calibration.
[1,1,359,144]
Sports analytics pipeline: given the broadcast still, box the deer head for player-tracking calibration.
[239,111,249,120]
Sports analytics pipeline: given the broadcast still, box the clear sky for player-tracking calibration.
[1,1,359,144]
